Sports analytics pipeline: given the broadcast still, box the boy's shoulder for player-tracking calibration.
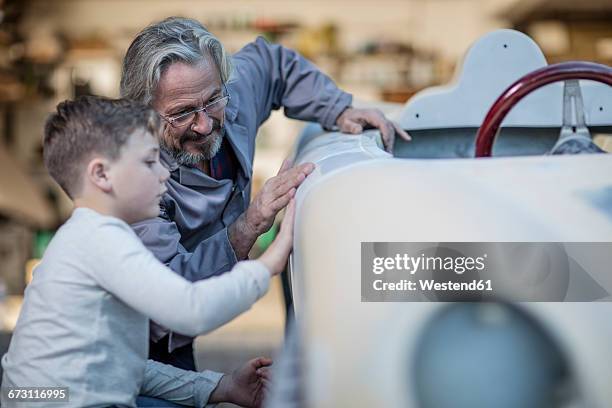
[54,207,131,241]
[45,208,136,263]
[35,208,140,282]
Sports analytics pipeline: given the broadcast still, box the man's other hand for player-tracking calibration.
[210,357,273,407]
[336,107,411,152]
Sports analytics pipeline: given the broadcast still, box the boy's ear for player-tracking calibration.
[86,157,113,193]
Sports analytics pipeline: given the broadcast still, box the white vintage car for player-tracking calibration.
[272,29,612,408]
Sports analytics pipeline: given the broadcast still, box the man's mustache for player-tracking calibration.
[180,118,222,144]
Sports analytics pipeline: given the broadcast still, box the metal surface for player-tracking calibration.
[400,30,612,131]
[291,148,612,407]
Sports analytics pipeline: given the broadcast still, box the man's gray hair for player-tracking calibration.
[120,17,233,105]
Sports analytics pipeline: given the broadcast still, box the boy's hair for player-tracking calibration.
[43,95,162,198]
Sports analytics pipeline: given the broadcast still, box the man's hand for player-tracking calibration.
[229,160,314,259]
[335,107,411,152]
[209,357,273,408]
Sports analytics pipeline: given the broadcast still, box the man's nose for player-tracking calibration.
[191,110,213,135]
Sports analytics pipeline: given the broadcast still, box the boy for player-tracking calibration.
[1,96,298,407]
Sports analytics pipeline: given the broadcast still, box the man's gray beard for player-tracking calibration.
[162,128,224,167]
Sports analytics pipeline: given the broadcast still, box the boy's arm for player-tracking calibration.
[131,165,310,283]
[92,221,270,336]
[141,359,223,407]
[132,217,238,282]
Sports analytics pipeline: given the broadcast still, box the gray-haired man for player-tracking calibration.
[121,17,410,371]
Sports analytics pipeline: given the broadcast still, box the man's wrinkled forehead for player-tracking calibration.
[153,58,221,111]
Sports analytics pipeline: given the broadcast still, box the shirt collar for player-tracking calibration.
[160,145,228,188]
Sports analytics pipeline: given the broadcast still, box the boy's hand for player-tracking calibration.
[210,357,272,407]
[258,198,296,276]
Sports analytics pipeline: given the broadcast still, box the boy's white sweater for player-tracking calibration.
[1,207,270,407]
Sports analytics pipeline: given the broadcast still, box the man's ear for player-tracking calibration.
[86,157,113,193]
[160,122,172,143]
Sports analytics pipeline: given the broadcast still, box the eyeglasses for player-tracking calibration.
[163,84,231,128]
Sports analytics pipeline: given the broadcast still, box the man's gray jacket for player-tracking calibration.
[133,36,352,351]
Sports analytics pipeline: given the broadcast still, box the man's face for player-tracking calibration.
[153,59,226,166]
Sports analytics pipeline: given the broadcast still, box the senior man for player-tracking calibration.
[121,16,410,371]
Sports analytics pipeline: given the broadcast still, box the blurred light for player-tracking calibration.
[69,58,121,97]
[594,134,612,153]
[529,21,570,56]
[25,28,62,63]
[8,43,25,61]
[0,296,23,332]
[25,258,40,286]
[595,38,612,60]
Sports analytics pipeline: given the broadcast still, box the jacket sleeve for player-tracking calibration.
[132,215,238,282]
[140,359,224,408]
[233,36,353,130]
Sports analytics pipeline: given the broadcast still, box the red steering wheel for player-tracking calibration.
[475,61,612,157]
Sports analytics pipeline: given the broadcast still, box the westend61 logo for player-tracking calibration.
[361,242,612,302]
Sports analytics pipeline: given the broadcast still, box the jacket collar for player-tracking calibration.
[224,83,239,122]
[160,148,180,173]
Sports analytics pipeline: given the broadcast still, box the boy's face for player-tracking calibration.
[108,130,169,224]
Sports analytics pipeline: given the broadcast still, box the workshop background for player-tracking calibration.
[0,0,611,403]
